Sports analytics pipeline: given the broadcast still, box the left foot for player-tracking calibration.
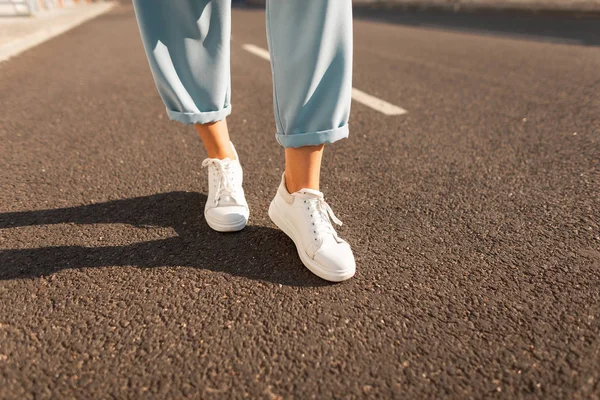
[268,175,355,282]
[201,143,249,232]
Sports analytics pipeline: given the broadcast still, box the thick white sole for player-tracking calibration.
[204,213,248,232]
[268,200,354,282]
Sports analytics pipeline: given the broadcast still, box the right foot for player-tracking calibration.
[201,143,249,232]
[268,174,355,282]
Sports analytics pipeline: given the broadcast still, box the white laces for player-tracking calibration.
[294,190,343,240]
[201,158,241,206]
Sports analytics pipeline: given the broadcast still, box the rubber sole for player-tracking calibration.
[268,200,355,282]
[204,213,248,232]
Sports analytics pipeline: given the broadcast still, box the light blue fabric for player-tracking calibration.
[132,0,352,148]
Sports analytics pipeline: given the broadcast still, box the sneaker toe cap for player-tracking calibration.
[313,242,356,280]
[205,206,248,230]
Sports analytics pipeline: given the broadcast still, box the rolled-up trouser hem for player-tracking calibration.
[166,104,232,125]
[276,124,349,148]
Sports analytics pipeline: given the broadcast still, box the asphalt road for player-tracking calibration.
[1,4,599,399]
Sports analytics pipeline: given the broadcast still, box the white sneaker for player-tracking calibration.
[268,174,355,282]
[201,143,249,232]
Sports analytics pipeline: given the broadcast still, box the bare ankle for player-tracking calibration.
[284,171,318,193]
[284,172,295,194]
[207,143,236,160]
[284,144,323,193]
[195,120,236,160]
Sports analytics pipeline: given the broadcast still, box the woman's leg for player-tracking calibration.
[132,0,232,126]
[266,0,355,281]
[266,0,352,191]
[266,0,353,149]
[196,120,236,160]
[284,145,324,193]
[132,0,234,159]
[133,0,248,232]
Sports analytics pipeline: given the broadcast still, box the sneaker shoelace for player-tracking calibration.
[201,158,242,206]
[294,191,343,241]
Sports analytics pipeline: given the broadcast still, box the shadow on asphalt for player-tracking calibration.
[352,6,600,46]
[0,192,329,287]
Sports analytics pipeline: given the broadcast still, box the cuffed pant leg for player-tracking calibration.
[132,0,232,125]
[266,0,353,148]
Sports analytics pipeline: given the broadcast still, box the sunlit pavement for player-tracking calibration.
[0,4,599,398]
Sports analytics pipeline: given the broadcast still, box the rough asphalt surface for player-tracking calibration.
[1,4,599,399]
[351,0,600,15]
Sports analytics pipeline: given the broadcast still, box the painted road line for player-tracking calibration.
[0,2,116,63]
[241,43,407,116]
[351,88,407,116]
[242,44,271,61]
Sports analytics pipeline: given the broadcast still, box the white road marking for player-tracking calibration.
[0,2,116,63]
[242,43,407,116]
[351,88,407,116]
[242,44,271,61]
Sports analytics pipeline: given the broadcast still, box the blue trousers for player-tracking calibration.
[132,0,353,148]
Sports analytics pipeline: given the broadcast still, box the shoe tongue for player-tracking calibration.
[296,188,323,198]
[219,195,238,206]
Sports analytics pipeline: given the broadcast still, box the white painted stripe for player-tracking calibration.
[351,88,407,116]
[242,43,407,116]
[242,44,271,61]
[0,2,116,63]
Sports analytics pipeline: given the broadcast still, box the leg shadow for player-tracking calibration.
[0,192,328,287]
